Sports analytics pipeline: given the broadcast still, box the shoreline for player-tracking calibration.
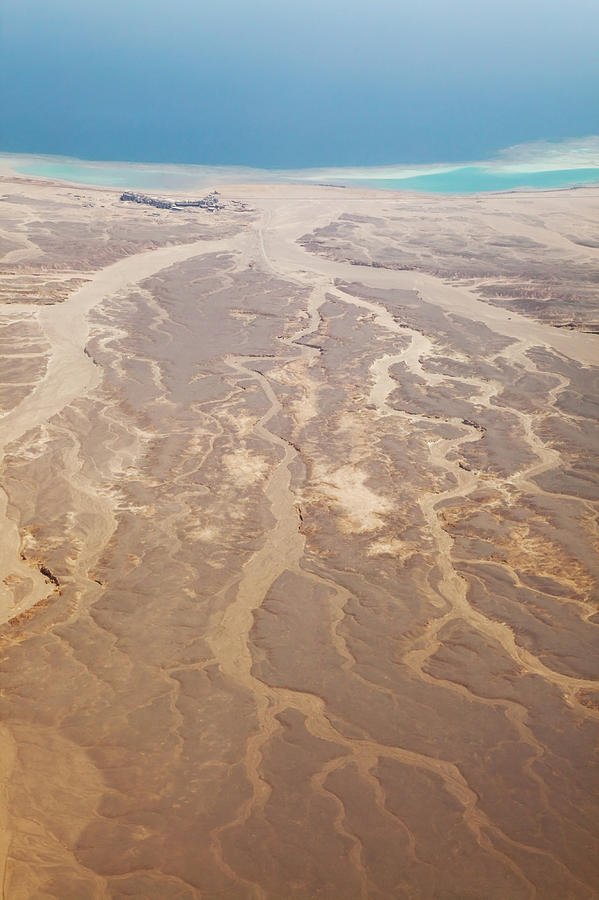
[2,139,599,196]
[3,166,599,206]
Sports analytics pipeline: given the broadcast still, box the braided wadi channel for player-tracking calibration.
[0,177,597,898]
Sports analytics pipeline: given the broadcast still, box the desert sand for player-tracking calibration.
[0,174,598,899]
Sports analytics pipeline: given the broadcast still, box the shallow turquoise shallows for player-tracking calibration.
[14,159,599,196]
[15,162,212,192]
[346,166,599,194]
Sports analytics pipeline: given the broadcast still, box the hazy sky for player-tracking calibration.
[2,0,598,167]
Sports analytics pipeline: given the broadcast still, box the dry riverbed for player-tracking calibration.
[0,175,598,899]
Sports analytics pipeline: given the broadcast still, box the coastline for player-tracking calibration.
[2,136,599,196]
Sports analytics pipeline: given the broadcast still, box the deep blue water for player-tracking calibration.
[2,0,599,170]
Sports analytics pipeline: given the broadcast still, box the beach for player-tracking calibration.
[4,137,599,195]
[0,169,598,898]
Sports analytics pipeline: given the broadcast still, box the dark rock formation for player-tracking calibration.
[120,190,223,211]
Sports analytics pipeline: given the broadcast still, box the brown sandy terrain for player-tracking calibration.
[299,189,599,331]
[0,175,598,899]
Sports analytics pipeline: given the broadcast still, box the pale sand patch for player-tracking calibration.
[507,524,596,596]
[319,463,393,533]
[223,446,269,486]
[287,360,320,427]
[225,413,260,438]
[266,359,320,426]
[292,390,319,428]
[367,537,417,563]
[192,525,219,543]
[229,309,258,323]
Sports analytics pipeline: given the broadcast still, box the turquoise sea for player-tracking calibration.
[8,149,599,196]
[12,160,234,192]
[362,166,599,194]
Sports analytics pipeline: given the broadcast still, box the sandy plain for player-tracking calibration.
[0,173,598,899]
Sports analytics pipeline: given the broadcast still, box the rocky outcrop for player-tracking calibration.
[120,190,223,211]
